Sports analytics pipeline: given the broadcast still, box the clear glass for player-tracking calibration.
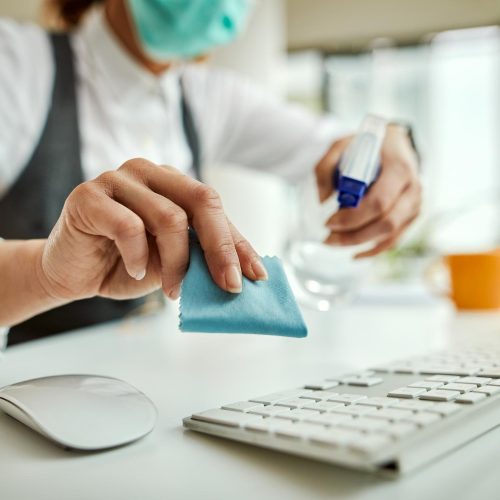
[285,174,373,311]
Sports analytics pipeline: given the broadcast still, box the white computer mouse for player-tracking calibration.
[0,374,157,451]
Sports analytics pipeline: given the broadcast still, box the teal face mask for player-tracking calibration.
[126,0,253,60]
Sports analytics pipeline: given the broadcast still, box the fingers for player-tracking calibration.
[318,124,421,257]
[326,160,410,232]
[102,175,189,299]
[185,183,243,293]
[119,159,267,292]
[93,158,266,296]
[68,183,149,280]
[315,136,352,202]
[353,215,417,258]
[325,181,421,247]
[304,125,422,263]
[354,236,399,259]
[325,125,419,233]
[228,220,268,281]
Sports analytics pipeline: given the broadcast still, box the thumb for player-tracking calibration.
[314,136,352,202]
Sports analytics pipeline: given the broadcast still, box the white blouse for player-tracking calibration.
[0,7,345,197]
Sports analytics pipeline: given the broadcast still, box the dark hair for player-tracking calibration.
[47,0,104,28]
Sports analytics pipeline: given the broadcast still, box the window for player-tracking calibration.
[287,27,500,252]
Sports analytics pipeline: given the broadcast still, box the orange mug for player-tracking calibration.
[445,249,500,310]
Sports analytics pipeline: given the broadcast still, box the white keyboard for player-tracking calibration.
[183,347,500,476]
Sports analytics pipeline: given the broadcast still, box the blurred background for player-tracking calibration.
[2,0,500,282]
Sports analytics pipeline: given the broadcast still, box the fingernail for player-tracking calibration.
[225,265,242,293]
[168,284,181,300]
[135,269,146,281]
[251,260,268,280]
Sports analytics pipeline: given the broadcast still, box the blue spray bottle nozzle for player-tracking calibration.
[334,115,387,209]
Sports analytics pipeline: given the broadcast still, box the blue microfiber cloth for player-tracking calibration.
[179,236,307,338]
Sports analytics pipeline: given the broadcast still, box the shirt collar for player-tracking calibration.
[75,7,181,100]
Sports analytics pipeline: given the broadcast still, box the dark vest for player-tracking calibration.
[0,34,200,346]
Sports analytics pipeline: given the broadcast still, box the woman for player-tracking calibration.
[0,0,421,344]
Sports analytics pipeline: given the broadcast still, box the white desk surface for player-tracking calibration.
[2,300,500,500]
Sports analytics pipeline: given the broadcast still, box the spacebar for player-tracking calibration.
[192,408,262,427]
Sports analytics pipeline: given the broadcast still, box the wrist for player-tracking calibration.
[0,239,70,327]
[30,239,69,309]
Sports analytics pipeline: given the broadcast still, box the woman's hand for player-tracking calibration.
[315,124,421,258]
[38,158,267,303]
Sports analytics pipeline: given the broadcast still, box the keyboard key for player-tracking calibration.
[388,387,427,399]
[249,406,291,417]
[343,377,384,387]
[357,397,399,408]
[370,365,391,373]
[275,422,328,439]
[349,434,392,455]
[192,408,263,427]
[244,417,293,433]
[419,367,477,376]
[249,390,310,404]
[336,371,376,382]
[329,405,377,417]
[299,391,339,401]
[456,392,487,404]
[222,401,265,412]
[304,413,354,426]
[385,422,418,439]
[485,379,500,387]
[301,401,346,412]
[276,409,321,421]
[309,427,363,447]
[472,385,500,396]
[275,398,309,409]
[244,421,272,433]
[340,416,390,433]
[327,394,368,405]
[425,402,462,416]
[426,375,460,383]
[441,383,473,394]
[458,376,492,386]
[369,408,414,421]
[389,400,435,412]
[402,412,441,427]
[391,364,418,374]
[479,369,500,378]
[408,381,443,390]
[419,389,461,402]
[304,381,339,390]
